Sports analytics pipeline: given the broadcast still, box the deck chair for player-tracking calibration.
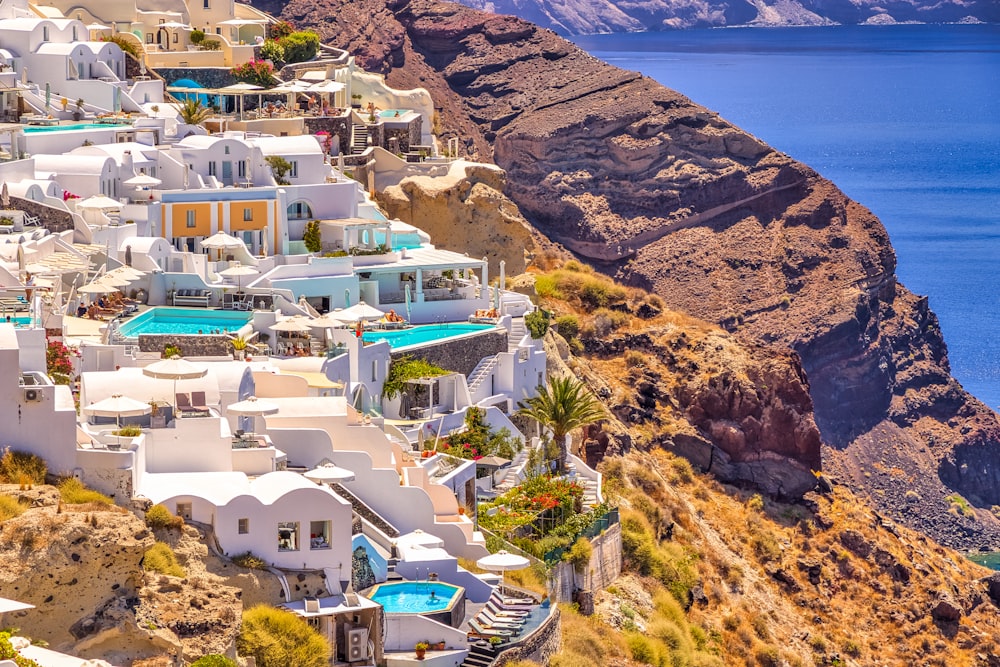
[175,393,195,412]
[476,611,523,630]
[485,601,529,618]
[191,391,208,410]
[468,620,516,638]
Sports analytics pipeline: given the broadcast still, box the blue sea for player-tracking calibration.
[572,25,1000,408]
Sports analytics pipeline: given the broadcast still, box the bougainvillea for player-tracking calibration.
[45,339,76,385]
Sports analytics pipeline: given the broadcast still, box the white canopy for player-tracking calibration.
[123,173,162,187]
[202,231,243,249]
[83,394,151,418]
[304,461,355,483]
[77,280,118,295]
[76,195,122,210]
[338,301,385,321]
[271,316,313,332]
[476,550,530,573]
[142,356,208,381]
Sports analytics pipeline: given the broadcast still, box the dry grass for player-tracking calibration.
[0,495,27,522]
[58,478,113,506]
[144,542,185,577]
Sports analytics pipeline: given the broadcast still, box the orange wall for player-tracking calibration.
[169,202,213,238]
[229,201,269,231]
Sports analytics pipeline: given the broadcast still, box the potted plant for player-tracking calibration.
[230,334,249,360]
[488,636,504,650]
[351,93,362,109]
[414,642,429,660]
[73,98,85,121]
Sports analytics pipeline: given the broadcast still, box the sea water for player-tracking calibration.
[572,25,1000,407]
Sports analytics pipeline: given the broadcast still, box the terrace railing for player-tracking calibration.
[542,507,620,565]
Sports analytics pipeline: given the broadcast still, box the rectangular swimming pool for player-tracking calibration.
[23,123,127,133]
[362,323,494,350]
[119,307,251,337]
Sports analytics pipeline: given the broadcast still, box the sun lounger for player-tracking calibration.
[467,620,516,639]
[485,602,529,618]
[478,610,525,628]
[489,591,535,607]
[191,391,208,411]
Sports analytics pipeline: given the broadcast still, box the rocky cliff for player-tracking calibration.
[453,0,999,33]
[254,0,1000,549]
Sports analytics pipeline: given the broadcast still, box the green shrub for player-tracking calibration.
[278,31,320,63]
[199,39,222,51]
[265,155,292,185]
[0,495,27,522]
[58,478,112,505]
[232,551,268,570]
[101,34,140,58]
[524,309,549,339]
[237,605,331,667]
[191,656,237,667]
[0,630,43,667]
[565,537,592,573]
[626,632,663,665]
[231,60,274,88]
[303,219,321,252]
[0,448,46,484]
[383,355,448,400]
[554,315,579,341]
[112,425,142,437]
[190,29,205,44]
[145,504,183,530]
[144,542,185,577]
[269,20,295,40]
[260,39,285,65]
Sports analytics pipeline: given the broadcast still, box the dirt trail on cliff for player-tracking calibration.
[253,0,1000,550]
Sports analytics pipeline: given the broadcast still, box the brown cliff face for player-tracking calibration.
[254,0,1000,548]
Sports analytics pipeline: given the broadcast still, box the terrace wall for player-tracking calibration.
[389,329,507,378]
[137,333,232,356]
[547,521,622,605]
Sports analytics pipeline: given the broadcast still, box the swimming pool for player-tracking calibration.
[379,109,415,119]
[363,323,494,350]
[22,123,126,133]
[118,307,251,337]
[2,316,31,327]
[366,581,465,625]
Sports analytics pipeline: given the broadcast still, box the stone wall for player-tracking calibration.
[304,116,353,156]
[494,605,561,667]
[156,67,236,91]
[384,116,421,153]
[10,196,74,233]
[547,522,622,605]
[137,334,232,356]
[389,329,508,378]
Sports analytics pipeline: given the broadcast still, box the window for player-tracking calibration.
[146,33,153,44]
[203,0,210,8]
[238,161,246,179]
[176,502,192,520]
[224,146,230,155]
[371,360,377,382]
[173,32,178,43]
[310,521,331,549]
[289,161,298,178]
[42,27,50,41]
[238,518,249,534]
[208,161,216,177]
[277,521,299,551]
[186,210,196,228]
[72,27,77,41]
[243,208,253,222]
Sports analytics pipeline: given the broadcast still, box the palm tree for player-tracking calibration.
[517,375,604,473]
[179,98,211,125]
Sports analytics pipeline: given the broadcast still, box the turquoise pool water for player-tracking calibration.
[366,581,462,613]
[119,307,250,337]
[3,316,31,327]
[363,323,493,350]
[379,109,413,118]
[23,123,125,133]
[374,229,422,250]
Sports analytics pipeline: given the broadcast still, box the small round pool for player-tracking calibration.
[365,581,466,626]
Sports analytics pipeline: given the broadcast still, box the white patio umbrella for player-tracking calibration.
[476,550,531,595]
[142,355,207,408]
[107,266,146,281]
[339,301,385,321]
[76,195,122,210]
[83,394,151,433]
[219,263,258,291]
[218,18,266,44]
[226,395,279,416]
[86,22,111,32]
[304,461,355,484]
[202,231,242,250]
[123,174,162,188]
[309,313,352,328]
[93,273,130,288]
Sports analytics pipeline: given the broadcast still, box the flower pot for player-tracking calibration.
[415,648,426,660]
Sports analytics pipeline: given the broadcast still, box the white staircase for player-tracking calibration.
[508,317,526,352]
[564,458,601,511]
[467,355,499,395]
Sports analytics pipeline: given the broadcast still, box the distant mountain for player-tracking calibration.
[452,0,998,33]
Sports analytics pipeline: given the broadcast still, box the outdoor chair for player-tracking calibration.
[485,602,529,618]
[478,610,525,629]
[468,620,517,638]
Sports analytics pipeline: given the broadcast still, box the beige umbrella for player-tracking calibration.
[83,393,151,428]
[219,264,258,291]
[271,316,313,332]
[77,280,119,295]
[142,356,208,408]
[309,313,352,328]
[94,273,130,288]
[202,231,242,250]
[124,174,162,188]
[107,266,146,280]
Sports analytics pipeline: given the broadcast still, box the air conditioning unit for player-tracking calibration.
[345,626,369,662]
[23,388,41,402]
[303,597,320,613]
